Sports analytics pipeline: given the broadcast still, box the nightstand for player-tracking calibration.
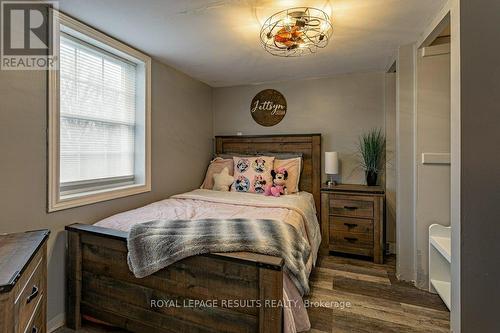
[0,230,50,333]
[320,184,385,263]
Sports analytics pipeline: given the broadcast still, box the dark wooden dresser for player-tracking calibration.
[0,230,50,333]
[321,184,385,263]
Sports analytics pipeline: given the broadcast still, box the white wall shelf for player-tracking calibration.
[430,279,451,309]
[430,234,451,262]
[429,223,451,310]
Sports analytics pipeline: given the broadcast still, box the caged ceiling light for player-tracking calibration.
[260,7,333,57]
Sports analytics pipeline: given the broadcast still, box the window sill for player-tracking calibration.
[48,182,151,212]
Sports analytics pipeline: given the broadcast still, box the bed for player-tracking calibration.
[65,134,322,333]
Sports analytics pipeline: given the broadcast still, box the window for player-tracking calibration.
[48,12,151,211]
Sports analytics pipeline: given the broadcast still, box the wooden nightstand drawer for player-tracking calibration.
[321,186,384,263]
[25,298,45,333]
[330,216,373,234]
[16,257,45,333]
[330,243,374,257]
[330,196,374,218]
[330,230,373,248]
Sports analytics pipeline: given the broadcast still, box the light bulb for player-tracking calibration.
[321,21,330,32]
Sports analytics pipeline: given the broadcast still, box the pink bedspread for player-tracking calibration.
[95,189,321,332]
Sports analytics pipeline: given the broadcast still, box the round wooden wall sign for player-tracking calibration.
[250,89,287,127]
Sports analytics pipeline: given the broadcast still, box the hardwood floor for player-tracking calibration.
[55,255,450,333]
[306,255,449,333]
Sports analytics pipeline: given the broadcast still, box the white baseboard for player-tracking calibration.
[396,273,417,286]
[47,312,65,333]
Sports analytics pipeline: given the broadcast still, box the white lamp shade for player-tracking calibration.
[325,152,339,175]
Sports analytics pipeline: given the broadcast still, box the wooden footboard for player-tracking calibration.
[66,223,283,333]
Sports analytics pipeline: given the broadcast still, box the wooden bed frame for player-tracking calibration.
[66,134,321,333]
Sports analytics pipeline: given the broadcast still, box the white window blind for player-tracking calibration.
[49,12,150,212]
[59,34,137,185]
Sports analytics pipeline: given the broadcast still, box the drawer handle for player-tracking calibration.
[32,326,39,333]
[26,285,39,304]
[343,206,358,210]
[344,223,358,229]
[344,237,358,243]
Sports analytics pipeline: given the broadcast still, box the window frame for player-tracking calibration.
[48,11,151,212]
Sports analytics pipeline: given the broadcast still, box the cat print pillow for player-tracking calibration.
[231,156,275,194]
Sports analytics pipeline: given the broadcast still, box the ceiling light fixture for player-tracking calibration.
[260,7,333,57]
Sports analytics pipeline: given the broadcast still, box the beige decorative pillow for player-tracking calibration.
[212,167,234,191]
[200,158,234,190]
[231,156,275,194]
[274,157,302,193]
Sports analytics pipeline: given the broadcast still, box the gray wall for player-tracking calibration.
[385,73,397,247]
[415,47,450,289]
[460,0,500,330]
[396,44,417,282]
[213,72,386,185]
[0,60,213,326]
[395,42,452,291]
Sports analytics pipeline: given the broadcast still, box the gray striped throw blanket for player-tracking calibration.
[127,218,312,295]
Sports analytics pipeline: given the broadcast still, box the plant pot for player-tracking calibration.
[366,171,378,186]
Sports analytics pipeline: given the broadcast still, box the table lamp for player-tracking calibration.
[325,151,339,186]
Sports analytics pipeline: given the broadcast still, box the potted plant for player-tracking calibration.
[357,128,386,186]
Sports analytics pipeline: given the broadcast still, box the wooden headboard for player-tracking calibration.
[215,134,322,215]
